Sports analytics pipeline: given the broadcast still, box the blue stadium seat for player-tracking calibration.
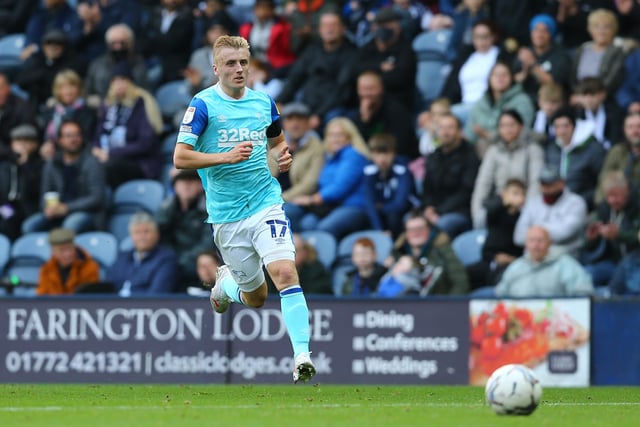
[412,29,453,109]
[0,33,26,72]
[451,228,488,266]
[300,230,337,270]
[162,132,178,164]
[155,80,191,122]
[4,232,50,289]
[332,264,354,296]
[107,180,165,241]
[75,231,119,275]
[336,230,394,268]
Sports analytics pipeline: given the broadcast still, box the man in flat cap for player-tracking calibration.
[37,227,101,295]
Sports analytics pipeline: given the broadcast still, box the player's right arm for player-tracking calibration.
[173,97,253,169]
[174,141,253,169]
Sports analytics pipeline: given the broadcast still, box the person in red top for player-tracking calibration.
[37,228,100,295]
[238,0,296,78]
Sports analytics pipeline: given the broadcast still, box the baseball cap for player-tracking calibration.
[281,102,311,118]
[538,166,563,185]
[374,8,402,24]
[42,29,68,45]
[10,124,39,141]
[48,228,75,245]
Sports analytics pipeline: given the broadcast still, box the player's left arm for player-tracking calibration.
[266,98,291,172]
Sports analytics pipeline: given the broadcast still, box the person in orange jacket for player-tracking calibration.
[37,228,100,295]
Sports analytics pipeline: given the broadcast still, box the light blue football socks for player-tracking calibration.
[220,275,244,305]
[280,285,311,358]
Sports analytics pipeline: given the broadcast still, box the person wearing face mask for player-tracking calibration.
[513,165,588,257]
[85,23,149,99]
[353,7,417,110]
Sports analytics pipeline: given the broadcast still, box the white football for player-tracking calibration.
[485,363,543,415]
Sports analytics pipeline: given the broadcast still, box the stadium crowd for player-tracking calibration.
[2,0,640,298]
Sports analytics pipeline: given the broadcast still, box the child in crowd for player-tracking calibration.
[363,133,417,239]
[340,237,388,297]
[467,178,526,291]
[532,82,565,141]
[573,76,623,150]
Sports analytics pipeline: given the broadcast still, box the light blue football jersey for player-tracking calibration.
[176,84,283,223]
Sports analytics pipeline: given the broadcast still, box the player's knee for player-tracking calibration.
[269,261,298,286]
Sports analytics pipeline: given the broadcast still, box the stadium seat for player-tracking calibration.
[451,228,488,266]
[336,230,394,268]
[155,80,191,123]
[75,231,119,273]
[119,236,134,252]
[412,29,453,109]
[162,131,178,164]
[332,264,354,296]
[4,232,50,289]
[0,233,10,276]
[300,230,337,270]
[107,180,165,241]
[107,213,134,242]
[0,33,26,72]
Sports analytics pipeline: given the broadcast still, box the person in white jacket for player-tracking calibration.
[513,165,587,256]
[496,225,594,297]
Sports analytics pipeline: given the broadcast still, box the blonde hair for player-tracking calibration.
[538,82,564,103]
[52,69,84,101]
[323,117,370,159]
[105,82,164,135]
[588,9,618,35]
[213,35,251,65]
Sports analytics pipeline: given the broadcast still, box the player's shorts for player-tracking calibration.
[212,204,295,292]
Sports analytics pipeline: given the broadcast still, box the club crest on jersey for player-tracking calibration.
[182,107,196,124]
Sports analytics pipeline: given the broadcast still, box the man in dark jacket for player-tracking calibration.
[0,73,38,160]
[155,168,211,291]
[21,119,105,233]
[277,10,357,131]
[421,112,480,239]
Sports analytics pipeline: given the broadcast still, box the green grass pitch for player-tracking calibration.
[1,384,639,427]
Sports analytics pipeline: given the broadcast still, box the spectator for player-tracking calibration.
[155,168,211,291]
[545,106,605,209]
[37,227,100,295]
[363,133,416,238]
[616,48,640,113]
[463,61,535,150]
[284,117,371,240]
[353,7,417,110]
[471,109,544,229]
[608,229,640,296]
[415,97,451,158]
[0,0,39,37]
[74,0,142,63]
[340,237,388,296]
[573,76,624,150]
[376,254,424,297]
[596,112,640,203]
[192,249,222,294]
[91,62,163,189]
[293,233,332,294]
[582,171,640,287]
[107,211,179,295]
[391,209,470,295]
[277,10,357,131]
[421,112,479,239]
[20,0,82,62]
[16,29,85,106]
[467,178,526,291]
[269,102,324,202]
[286,0,339,55]
[513,13,572,103]
[514,165,588,256]
[441,19,500,125]
[443,0,489,63]
[496,225,594,297]
[85,23,149,99]
[138,0,194,85]
[488,0,547,48]
[238,0,296,78]
[342,0,389,48]
[532,82,566,141]
[0,73,38,161]
[191,0,238,51]
[21,119,105,234]
[183,17,230,95]
[571,8,625,95]
[549,0,607,51]
[0,124,44,240]
[614,0,640,41]
[246,58,283,100]
[38,69,97,160]
[348,70,419,160]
